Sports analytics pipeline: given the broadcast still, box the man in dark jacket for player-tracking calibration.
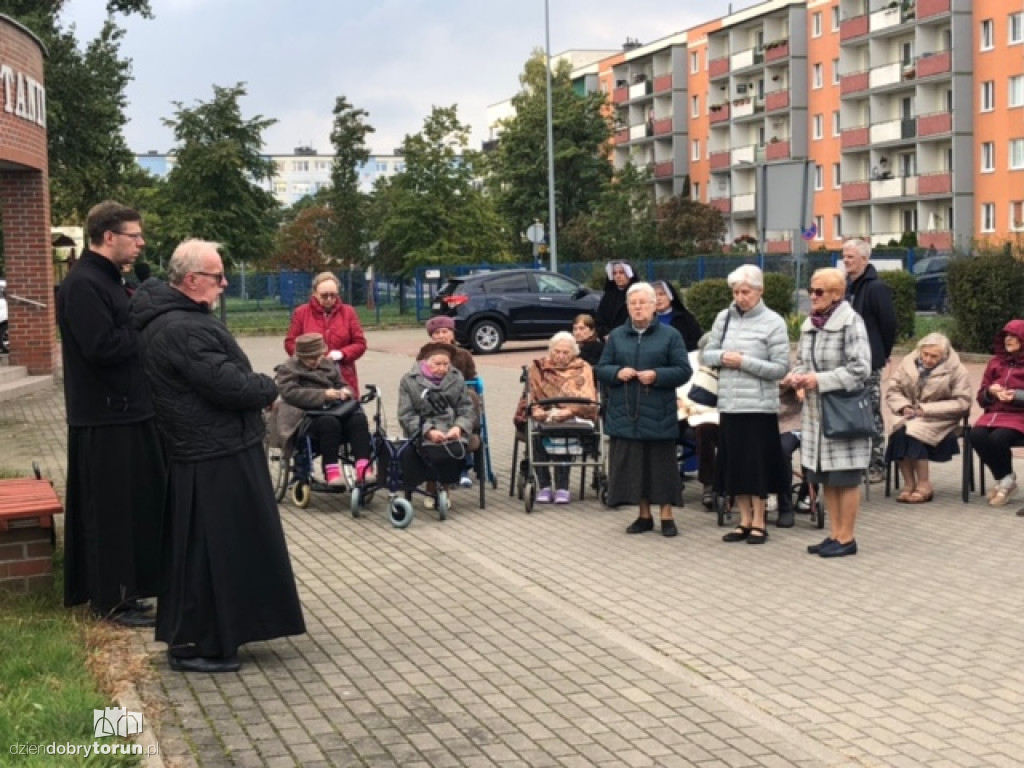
[843,238,897,483]
[57,201,164,628]
[132,239,305,673]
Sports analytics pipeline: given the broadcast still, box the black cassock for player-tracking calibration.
[156,444,306,658]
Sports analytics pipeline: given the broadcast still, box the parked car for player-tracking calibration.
[913,255,950,313]
[0,279,8,353]
[431,269,600,353]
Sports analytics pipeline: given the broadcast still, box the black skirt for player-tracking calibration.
[885,427,959,463]
[64,420,166,611]
[714,412,789,497]
[156,444,306,658]
[607,438,682,507]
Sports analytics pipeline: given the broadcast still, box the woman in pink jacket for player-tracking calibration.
[971,319,1024,507]
[284,272,367,394]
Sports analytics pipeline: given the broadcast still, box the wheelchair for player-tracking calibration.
[264,389,377,510]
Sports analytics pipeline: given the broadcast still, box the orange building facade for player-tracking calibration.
[592,0,1023,253]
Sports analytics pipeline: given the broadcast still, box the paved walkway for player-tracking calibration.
[2,331,1022,768]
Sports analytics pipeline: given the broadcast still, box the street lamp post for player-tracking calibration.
[544,0,558,272]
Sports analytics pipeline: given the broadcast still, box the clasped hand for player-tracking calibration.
[989,383,1017,403]
[426,426,461,444]
[324,388,351,402]
[617,367,657,385]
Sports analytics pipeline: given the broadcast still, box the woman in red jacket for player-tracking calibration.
[972,319,1024,507]
[284,273,367,394]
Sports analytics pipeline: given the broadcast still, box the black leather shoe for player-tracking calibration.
[626,517,654,534]
[101,608,156,628]
[806,537,835,554]
[775,510,795,528]
[819,539,857,558]
[722,526,751,542]
[167,652,241,673]
[660,519,678,537]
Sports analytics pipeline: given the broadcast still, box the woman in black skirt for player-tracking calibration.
[595,282,692,537]
[702,265,791,544]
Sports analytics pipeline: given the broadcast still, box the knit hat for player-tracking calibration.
[295,333,327,358]
[417,341,456,361]
[425,315,456,336]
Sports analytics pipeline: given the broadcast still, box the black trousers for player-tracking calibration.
[777,432,801,514]
[970,426,1024,481]
[305,411,371,466]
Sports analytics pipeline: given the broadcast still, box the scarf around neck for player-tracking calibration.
[810,301,840,330]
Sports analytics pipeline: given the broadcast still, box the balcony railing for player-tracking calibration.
[731,145,756,166]
[629,79,653,101]
[842,181,871,202]
[733,193,756,213]
[654,161,674,179]
[841,71,870,95]
[709,197,732,214]
[869,62,902,89]
[629,123,649,141]
[709,56,730,79]
[918,230,952,249]
[710,150,731,170]
[870,118,904,144]
[653,74,673,93]
[917,50,951,78]
[765,90,789,111]
[871,175,918,199]
[766,140,791,161]
[653,116,673,136]
[918,0,951,20]
[764,40,789,62]
[764,238,793,254]
[709,104,731,124]
[917,112,951,137]
[918,171,952,195]
[732,98,755,118]
[612,86,628,104]
[840,14,869,41]
[869,5,901,33]
[730,48,755,70]
[841,126,871,149]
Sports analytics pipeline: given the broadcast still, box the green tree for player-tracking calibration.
[373,106,508,276]
[487,51,613,252]
[274,204,332,271]
[323,96,375,266]
[159,83,280,266]
[656,196,728,257]
[559,164,661,263]
[0,0,153,221]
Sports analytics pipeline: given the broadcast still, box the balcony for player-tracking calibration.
[870,232,905,247]
[917,50,951,78]
[709,104,730,124]
[918,171,951,195]
[871,175,918,199]
[612,85,628,104]
[709,56,730,79]
[917,112,951,137]
[842,127,870,149]
[733,193,756,214]
[869,62,902,89]
[731,48,756,71]
[710,197,732,214]
[629,123,650,141]
[629,79,652,101]
[918,230,952,249]
[918,0,950,20]
[870,118,905,144]
[732,98,755,118]
[842,181,871,202]
[731,145,756,166]
[840,15,869,41]
[765,90,789,112]
[766,140,791,161]
[710,150,731,170]
[653,116,673,136]
[870,5,901,33]
[841,71,870,95]
[764,238,792,254]
[653,74,672,93]
[764,40,789,62]
[654,161,674,179]
[614,128,629,144]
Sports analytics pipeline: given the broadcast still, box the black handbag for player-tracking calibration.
[689,311,731,407]
[821,388,874,439]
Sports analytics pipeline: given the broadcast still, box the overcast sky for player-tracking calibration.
[62,0,758,157]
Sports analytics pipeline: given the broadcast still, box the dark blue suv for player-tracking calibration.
[913,255,950,313]
[431,269,600,353]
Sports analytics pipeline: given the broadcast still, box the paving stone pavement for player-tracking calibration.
[2,331,1023,768]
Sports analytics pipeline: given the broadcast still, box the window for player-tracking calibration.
[982,142,995,172]
[813,12,822,38]
[981,19,994,50]
[1011,139,1024,169]
[813,114,824,140]
[315,161,331,171]
[832,7,840,31]
[273,182,287,195]
[833,214,842,239]
[693,182,701,202]
[292,182,310,195]
[981,203,995,232]
[832,58,840,85]
[375,161,388,172]
[833,110,841,136]
[814,215,824,241]
[1010,75,1024,108]
[1011,12,1023,44]
[833,163,842,188]
[981,81,995,111]
[534,273,577,294]
[814,165,823,190]
[692,139,700,161]
[813,63,823,89]
[483,273,530,293]
[691,51,699,73]
[692,95,700,117]
[1012,201,1024,231]
[292,160,309,172]
[394,162,405,173]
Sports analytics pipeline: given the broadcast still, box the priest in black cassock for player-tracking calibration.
[131,238,305,673]
[57,201,165,628]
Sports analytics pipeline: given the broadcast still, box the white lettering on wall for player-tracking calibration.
[0,62,46,127]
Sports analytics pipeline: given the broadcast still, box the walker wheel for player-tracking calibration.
[291,482,311,508]
[388,497,414,528]
[350,487,362,518]
[436,490,449,521]
[524,482,535,514]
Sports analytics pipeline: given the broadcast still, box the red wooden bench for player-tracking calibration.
[0,477,61,593]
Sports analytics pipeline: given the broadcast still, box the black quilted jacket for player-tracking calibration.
[130,279,277,462]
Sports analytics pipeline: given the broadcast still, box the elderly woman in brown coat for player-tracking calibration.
[884,332,972,503]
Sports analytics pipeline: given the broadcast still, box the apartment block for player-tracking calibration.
[501,0,1023,252]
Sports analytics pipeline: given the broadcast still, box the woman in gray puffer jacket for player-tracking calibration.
[703,265,790,544]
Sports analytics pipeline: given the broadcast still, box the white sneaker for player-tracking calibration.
[765,495,778,513]
[422,496,436,510]
[459,472,473,488]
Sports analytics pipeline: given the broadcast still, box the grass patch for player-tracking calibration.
[0,575,146,767]
[220,301,422,335]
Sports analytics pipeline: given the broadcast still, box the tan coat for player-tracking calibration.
[884,349,972,446]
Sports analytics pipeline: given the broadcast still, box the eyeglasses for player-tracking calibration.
[316,293,339,300]
[193,271,226,283]
[808,288,828,297]
[114,231,144,241]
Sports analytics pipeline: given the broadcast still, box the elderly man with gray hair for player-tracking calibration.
[842,238,897,483]
[132,239,305,673]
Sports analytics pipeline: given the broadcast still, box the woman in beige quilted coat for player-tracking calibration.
[884,333,972,503]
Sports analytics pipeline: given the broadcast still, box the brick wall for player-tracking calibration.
[0,525,55,593]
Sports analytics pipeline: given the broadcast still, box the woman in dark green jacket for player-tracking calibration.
[596,283,692,537]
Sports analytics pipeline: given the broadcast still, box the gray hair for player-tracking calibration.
[548,331,579,356]
[916,332,951,359]
[726,264,763,290]
[842,238,871,260]
[626,281,656,303]
[167,238,223,285]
